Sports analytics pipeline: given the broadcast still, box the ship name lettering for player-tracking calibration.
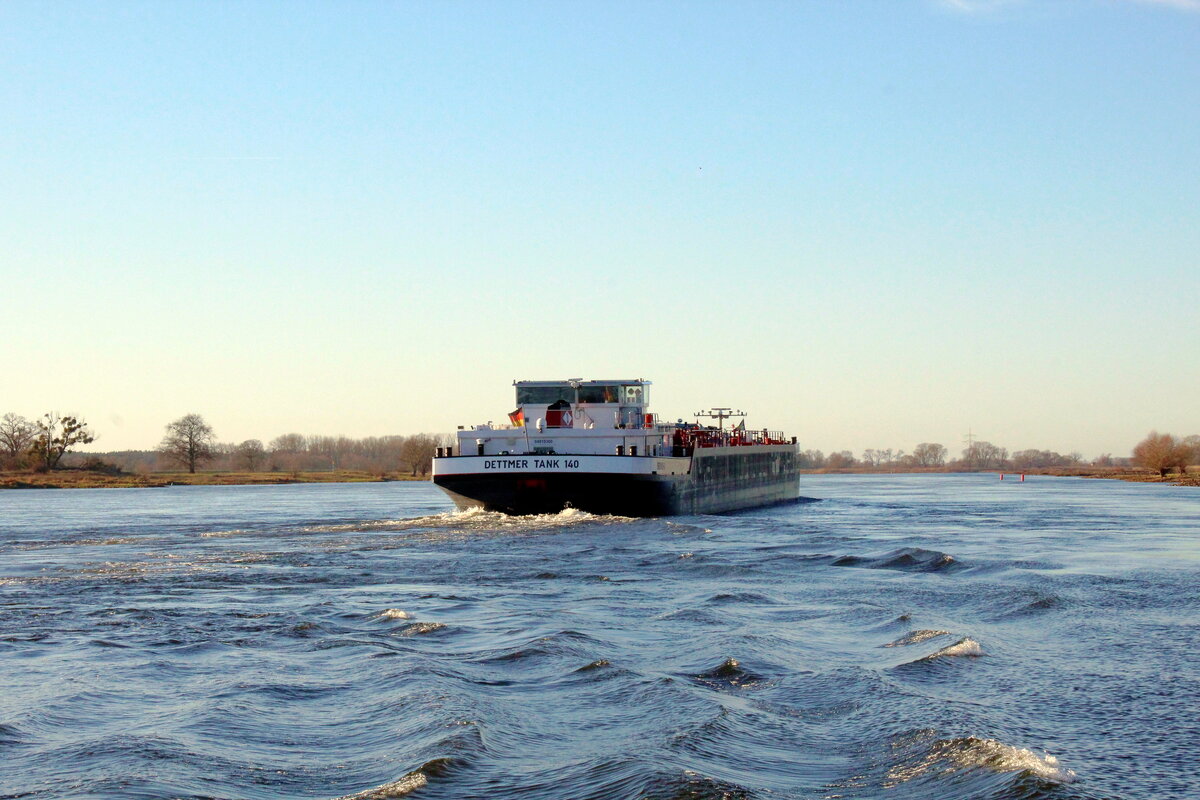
[483,459,529,469]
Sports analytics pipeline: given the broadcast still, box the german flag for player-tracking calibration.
[508,408,525,427]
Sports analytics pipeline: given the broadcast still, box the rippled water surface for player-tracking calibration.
[2,475,1197,799]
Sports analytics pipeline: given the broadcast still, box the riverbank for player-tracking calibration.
[5,466,1194,490]
[799,465,1198,487]
[1034,466,1199,487]
[0,469,428,489]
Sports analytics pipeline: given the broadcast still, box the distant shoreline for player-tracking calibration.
[0,469,429,490]
[2,466,1195,491]
[799,466,1198,487]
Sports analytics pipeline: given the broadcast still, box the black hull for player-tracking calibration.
[434,447,801,517]
[435,473,681,516]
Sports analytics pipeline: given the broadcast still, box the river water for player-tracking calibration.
[1,475,1196,800]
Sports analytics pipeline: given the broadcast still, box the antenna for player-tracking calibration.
[694,407,745,430]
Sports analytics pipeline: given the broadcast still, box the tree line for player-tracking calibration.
[797,432,1198,475]
[1,412,447,477]
[1,412,95,471]
[1131,431,1198,478]
[150,414,448,476]
[3,411,1194,479]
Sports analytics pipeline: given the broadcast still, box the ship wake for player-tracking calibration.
[304,506,638,536]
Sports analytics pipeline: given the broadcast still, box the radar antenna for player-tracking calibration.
[694,407,745,431]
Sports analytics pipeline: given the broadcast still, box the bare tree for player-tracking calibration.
[1010,449,1083,470]
[160,414,216,473]
[379,435,407,473]
[798,449,825,468]
[269,433,307,454]
[961,440,1006,470]
[0,413,37,466]
[400,433,439,477]
[30,413,95,470]
[825,451,856,469]
[912,442,947,467]
[1132,431,1191,477]
[235,439,266,472]
[1183,435,1200,474]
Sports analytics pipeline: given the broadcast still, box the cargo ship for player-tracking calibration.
[432,379,800,516]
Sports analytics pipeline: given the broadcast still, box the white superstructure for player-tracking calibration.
[453,379,673,459]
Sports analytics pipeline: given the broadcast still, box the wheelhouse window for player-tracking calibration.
[516,386,575,405]
[577,385,619,404]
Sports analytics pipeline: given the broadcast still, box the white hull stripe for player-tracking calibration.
[433,455,691,477]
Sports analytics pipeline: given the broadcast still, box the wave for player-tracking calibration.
[831,547,966,573]
[397,621,446,636]
[988,591,1065,619]
[1021,595,1062,612]
[655,607,725,625]
[303,506,637,536]
[642,769,752,799]
[931,637,984,658]
[891,637,985,670]
[705,591,776,605]
[883,629,952,648]
[885,734,1076,788]
[0,722,22,747]
[375,608,410,620]
[468,630,603,666]
[89,638,133,648]
[691,657,765,689]
[332,757,458,799]
[919,636,984,660]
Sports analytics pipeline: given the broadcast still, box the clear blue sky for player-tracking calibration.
[2,0,1197,458]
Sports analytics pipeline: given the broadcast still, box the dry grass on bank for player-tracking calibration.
[5,466,1195,491]
[1036,466,1199,487]
[799,465,1198,487]
[0,469,428,490]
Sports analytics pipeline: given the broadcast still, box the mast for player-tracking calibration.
[694,407,745,431]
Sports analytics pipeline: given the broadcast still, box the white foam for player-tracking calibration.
[301,518,417,533]
[377,609,410,620]
[886,736,1076,785]
[304,506,633,536]
[68,536,142,546]
[927,636,984,659]
[333,771,427,799]
[883,629,951,648]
